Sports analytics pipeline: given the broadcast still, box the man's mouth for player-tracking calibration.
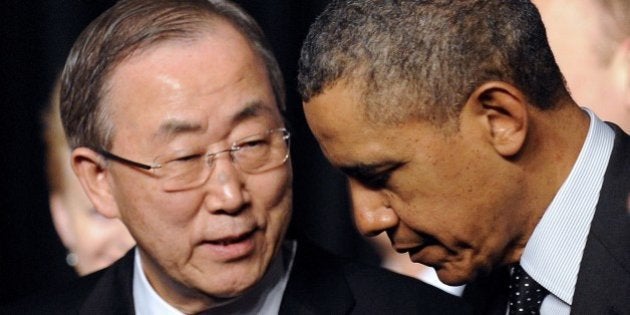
[201,229,257,261]
[209,230,255,246]
[396,236,445,267]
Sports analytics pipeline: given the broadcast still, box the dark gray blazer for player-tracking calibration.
[464,124,630,315]
[4,240,471,314]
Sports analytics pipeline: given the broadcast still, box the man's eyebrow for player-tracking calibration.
[337,160,405,179]
[231,100,274,124]
[339,163,394,179]
[152,100,275,140]
[153,119,203,141]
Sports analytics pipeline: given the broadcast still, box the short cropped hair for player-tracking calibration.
[298,0,569,126]
[61,0,284,150]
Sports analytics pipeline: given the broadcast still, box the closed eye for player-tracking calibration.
[237,138,271,154]
[361,172,392,189]
[171,154,203,163]
[341,162,403,189]
[240,139,268,148]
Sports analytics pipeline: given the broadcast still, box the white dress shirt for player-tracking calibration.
[133,240,297,315]
[417,266,466,296]
[518,109,615,315]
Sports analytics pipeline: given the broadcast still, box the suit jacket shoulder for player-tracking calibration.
[464,126,630,315]
[280,240,471,314]
[572,125,630,315]
[3,241,471,315]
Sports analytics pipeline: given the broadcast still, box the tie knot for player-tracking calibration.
[508,264,549,315]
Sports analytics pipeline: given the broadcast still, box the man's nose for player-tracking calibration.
[203,156,247,214]
[348,179,398,236]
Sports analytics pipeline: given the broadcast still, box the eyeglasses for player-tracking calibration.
[98,128,290,191]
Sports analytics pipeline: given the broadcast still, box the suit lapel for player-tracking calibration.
[466,125,630,315]
[572,125,630,314]
[279,241,355,314]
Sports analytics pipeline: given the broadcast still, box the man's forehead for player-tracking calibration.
[304,84,364,135]
[151,101,278,141]
[101,26,278,150]
[107,19,251,74]
[308,118,396,170]
[304,84,433,172]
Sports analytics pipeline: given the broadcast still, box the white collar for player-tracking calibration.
[520,108,615,304]
[133,240,297,315]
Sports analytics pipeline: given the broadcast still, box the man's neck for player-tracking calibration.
[505,103,591,264]
[137,248,224,313]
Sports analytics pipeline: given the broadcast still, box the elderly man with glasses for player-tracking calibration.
[2,0,471,314]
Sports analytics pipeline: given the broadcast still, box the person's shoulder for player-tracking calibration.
[0,269,104,315]
[340,255,471,314]
[292,240,472,314]
[1,249,135,315]
[606,121,630,148]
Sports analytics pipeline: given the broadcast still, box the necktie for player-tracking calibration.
[508,264,549,315]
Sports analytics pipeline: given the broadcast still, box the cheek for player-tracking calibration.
[121,172,202,219]
[246,167,293,239]
[117,188,204,255]
[248,165,292,210]
[390,167,489,237]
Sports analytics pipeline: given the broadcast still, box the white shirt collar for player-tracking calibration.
[133,240,297,315]
[520,108,615,304]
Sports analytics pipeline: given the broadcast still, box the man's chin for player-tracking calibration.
[200,276,259,299]
[434,265,477,286]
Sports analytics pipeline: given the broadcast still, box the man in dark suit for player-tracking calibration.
[2,0,471,314]
[298,0,629,314]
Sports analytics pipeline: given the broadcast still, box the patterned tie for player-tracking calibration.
[508,264,549,315]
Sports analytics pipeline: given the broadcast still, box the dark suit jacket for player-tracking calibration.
[4,240,470,314]
[464,124,630,315]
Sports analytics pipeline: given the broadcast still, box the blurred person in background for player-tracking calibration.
[533,0,630,132]
[42,80,135,276]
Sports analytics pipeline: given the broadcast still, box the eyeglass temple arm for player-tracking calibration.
[97,150,154,170]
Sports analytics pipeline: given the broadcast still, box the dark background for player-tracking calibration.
[0,0,378,305]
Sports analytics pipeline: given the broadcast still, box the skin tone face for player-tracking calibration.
[72,21,292,313]
[304,82,543,286]
[533,0,630,132]
[50,149,135,276]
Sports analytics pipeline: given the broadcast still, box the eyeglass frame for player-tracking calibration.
[95,127,291,177]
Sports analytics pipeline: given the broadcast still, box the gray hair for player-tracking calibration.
[298,0,569,126]
[61,0,284,150]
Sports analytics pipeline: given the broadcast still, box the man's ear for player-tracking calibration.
[464,81,528,157]
[71,147,120,219]
[49,193,76,250]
